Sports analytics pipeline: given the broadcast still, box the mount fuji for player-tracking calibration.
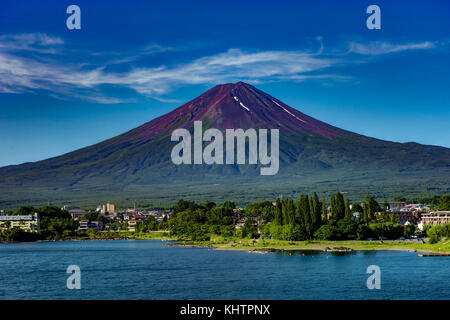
[1,82,449,207]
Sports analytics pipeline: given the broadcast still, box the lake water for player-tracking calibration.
[0,239,448,300]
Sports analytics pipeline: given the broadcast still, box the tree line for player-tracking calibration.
[168,192,439,241]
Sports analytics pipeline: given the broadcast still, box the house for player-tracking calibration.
[123,214,132,221]
[387,201,406,211]
[234,216,259,229]
[351,212,362,221]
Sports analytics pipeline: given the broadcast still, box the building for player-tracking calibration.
[69,209,87,219]
[101,202,115,214]
[234,216,259,229]
[77,220,89,231]
[0,214,40,232]
[420,211,450,227]
[399,204,430,212]
[387,201,406,211]
[77,220,103,232]
[391,211,419,225]
[107,203,115,214]
[62,206,87,219]
[62,205,79,211]
[128,219,137,232]
[351,212,362,221]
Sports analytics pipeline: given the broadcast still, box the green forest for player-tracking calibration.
[168,193,450,242]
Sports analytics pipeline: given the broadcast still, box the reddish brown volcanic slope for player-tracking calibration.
[124,81,342,141]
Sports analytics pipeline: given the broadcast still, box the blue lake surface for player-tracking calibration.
[0,239,448,299]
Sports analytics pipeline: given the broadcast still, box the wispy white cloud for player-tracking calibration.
[0,42,339,101]
[0,33,64,54]
[106,48,340,96]
[347,41,435,55]
[0,33,442,103]
[104,43,175,65]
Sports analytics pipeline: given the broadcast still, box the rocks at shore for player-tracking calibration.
[165,241,213,248]
[248,248,278,254]
[324,247,353,252]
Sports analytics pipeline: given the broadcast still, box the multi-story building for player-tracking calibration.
[101,202,115,214]
[62,206,87,219]
[107,203,115,214]
[128,219,137,232]
[77,220,103,232]
[391,211,419,225]
[399,204,430,212]
[69,210,87,219]
[0,214,40,232]
[420,211,450,227]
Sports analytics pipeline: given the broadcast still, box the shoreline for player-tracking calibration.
[2,237,449,255]
[0,231,178,244]
[166,239,450,255]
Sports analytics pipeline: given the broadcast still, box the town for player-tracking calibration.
[0,193,449,249]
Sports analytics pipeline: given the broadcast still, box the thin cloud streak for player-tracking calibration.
[347,41,435,55]
[0,33,442,103]
[0,33,64,54]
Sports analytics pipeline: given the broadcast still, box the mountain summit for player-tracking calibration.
[124,81,340,142]
[0,82,449,206]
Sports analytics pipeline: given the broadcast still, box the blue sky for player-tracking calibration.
[0,0,449,166]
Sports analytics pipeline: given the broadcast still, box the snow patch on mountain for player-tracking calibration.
[272,99,307,124]
[234,96,250,112]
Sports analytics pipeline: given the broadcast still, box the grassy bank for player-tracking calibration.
[173,237,450,254]
[80,230,176,241]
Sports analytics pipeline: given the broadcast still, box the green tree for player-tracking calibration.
[222,201,236,212]
[345,199,351,218]
[4,221,11,230]
[281,224,303,241]
[241,219,259,239]
[274,198,283,225]
[337,217,357,239]
[330,195,336,220]
[352,203,363,213]
[363,204,369,222]
[145,216,157,231]
[314,224,339,240]
[404,224,416,236]
[220,225,235,237]
[321,198,327,221]
[437,194,450,210]
[335,192,346,220]
[364,195,382,221]
[312,193,322,230]
[356,224,371,240]
[14,206,37,216]
[295,195,312,239]
[264,223,284,240]
[282,199,295,225]
[37,206,78,239]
